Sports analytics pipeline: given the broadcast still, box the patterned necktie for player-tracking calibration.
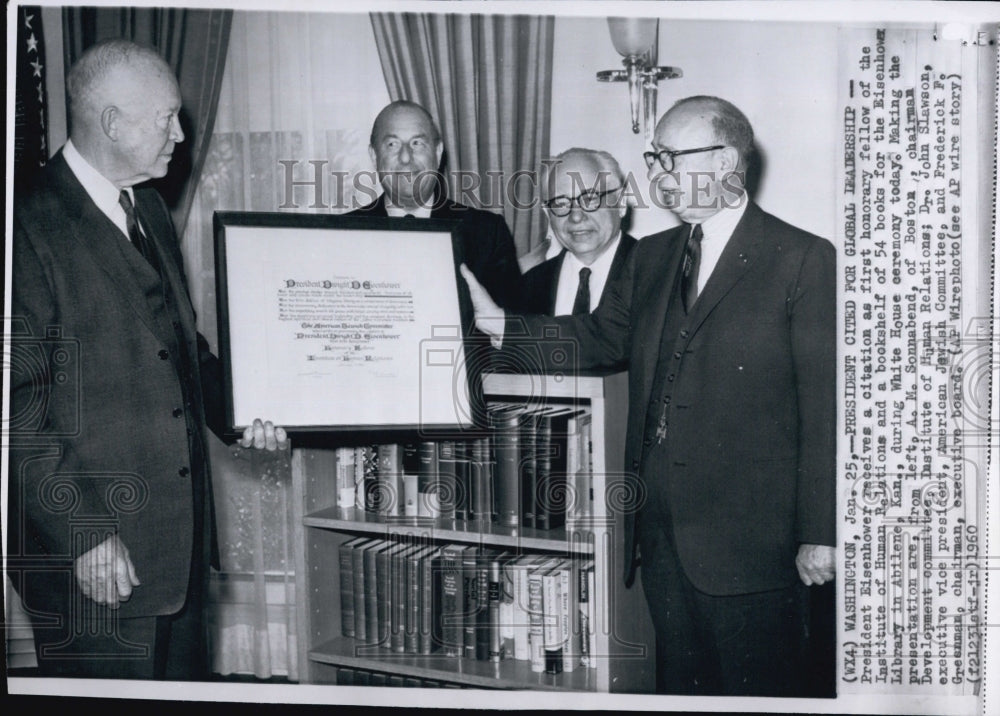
[118,190,159,272]
[681,223,703,313]
[572,266,592,315]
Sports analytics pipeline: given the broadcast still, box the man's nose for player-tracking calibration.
[567,205,587,222]
[170,115,184,143]
[398,143,413,164]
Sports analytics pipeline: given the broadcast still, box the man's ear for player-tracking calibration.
[435,141,444,169]
[368,145,377,169]
[719,146,740,174]
[101,106,119,141]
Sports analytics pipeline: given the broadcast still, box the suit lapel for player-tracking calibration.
[685,202,763,335]
[547,251,566,314]
[50,156,170,341]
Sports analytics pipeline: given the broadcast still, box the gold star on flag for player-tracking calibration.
[24,12,34,30]
[31,59,43,77]
[27,33,38,54]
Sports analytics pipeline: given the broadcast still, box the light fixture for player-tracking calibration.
[597,17,682,142]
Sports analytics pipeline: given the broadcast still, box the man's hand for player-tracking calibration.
[459,264,506,342]
[239,418,289,451]
[75,534,140,608]
[796,543,835,586]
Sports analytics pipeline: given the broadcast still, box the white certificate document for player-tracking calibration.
[218,217,471,431]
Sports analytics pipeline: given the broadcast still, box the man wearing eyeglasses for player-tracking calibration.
[517,148,637,318]
[462,95,835,696]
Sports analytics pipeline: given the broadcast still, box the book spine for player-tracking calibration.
[417,441,440,518]
[363,543,381,644]
[565,417,581,522]
[402,443,419,517]
[560,563,575,672]
[500,558,515,659]
[520,412,537,528]
[513,560,530,661]
[375,546,395,647]
[576,414,593,520]
[488,557,503,662]
[535,416,553,530]
[437,547,462,657]
[339,539,357,638]
[469,438,488,523]
[578,559,590,667]
[454,440,470,521]
[419,547,437,655]
[476,554,490,661]
[494,412,521,526]
[527,570,545,673]
[436,440,457,520]
[390,547,408,653]
[542,569,563,674]
[462,548,478,659]
[405,549,422,654]
[336,446,356,508]
[355,446,367,511]
[376,444,402,516]
[352,541,367,642]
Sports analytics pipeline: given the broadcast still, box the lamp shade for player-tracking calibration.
[607,17,657,57]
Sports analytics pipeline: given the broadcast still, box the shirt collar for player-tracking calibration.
[384,197,433,219]
[62,139,131,214]
[561,231,622,276]
[696,193,748,244]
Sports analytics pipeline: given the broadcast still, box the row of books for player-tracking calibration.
[335,668,463,688]
[339,536,598,675]
[334,403,594,530]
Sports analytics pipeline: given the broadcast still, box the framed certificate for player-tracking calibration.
[214,211,475,434]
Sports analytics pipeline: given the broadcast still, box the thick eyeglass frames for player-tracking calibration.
[642,145,725,172]
[543,186,623,217]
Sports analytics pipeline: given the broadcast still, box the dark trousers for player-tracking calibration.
[28,545,208,680]
[638,515,808,696]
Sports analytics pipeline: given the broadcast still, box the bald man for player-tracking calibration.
[9,39,282,679]
[518,147,637,316]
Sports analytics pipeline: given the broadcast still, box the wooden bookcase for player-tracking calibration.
[290,371,655,692]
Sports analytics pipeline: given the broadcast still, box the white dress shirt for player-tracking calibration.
[691,196,748,295]
[553,233,623,316]
[62,139,137,241]
[384,199,432,219]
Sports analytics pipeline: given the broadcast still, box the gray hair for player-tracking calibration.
[66,39,171,126]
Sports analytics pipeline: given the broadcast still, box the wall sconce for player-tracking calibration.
[597,17,682,142]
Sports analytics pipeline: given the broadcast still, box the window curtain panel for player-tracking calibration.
[180,11,392,681]
[370,12,555,260]
[62,6,231,236]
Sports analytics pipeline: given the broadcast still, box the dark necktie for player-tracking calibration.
[118,190,159,272]
[681,223,703,313]
[572,267,592,316]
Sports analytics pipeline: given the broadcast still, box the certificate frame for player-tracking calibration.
[214,211,477,436]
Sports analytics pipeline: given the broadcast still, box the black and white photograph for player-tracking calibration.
[4,1,999,714]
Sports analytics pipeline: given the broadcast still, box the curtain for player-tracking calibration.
[62,6,231,236]
[182,11,392,680]
[370,12,555,258]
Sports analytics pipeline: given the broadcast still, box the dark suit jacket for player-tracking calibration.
[511,202,836,596]
[9,150,221,621]
[517,233,637,315]
[348,194,523,311]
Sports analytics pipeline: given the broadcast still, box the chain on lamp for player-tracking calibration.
[596,18,682,141]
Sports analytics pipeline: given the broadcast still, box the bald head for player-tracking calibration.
[368,100,443,209]
[662,96,754,170]
[66,39,184,188]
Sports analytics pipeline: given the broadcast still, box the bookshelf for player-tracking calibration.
[290,371,655,692]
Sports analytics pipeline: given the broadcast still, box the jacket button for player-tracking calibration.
[173,408,183,418]
[643,436,653,447]
[158,349,169,360]
[680,330,689,338]
[631,459,640,470]
[663,396,671,404]
[673,351,682,359]
[667,374,675,382]
[178,467,190,477]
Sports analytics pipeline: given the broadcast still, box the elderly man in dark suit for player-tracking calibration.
[349,100,522,311]
[9,39,282,680]
[519,148,637,317]
[462,95,835,696]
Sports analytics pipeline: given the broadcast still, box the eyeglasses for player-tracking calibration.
[543,186,623,217]
[642,145,725,172]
